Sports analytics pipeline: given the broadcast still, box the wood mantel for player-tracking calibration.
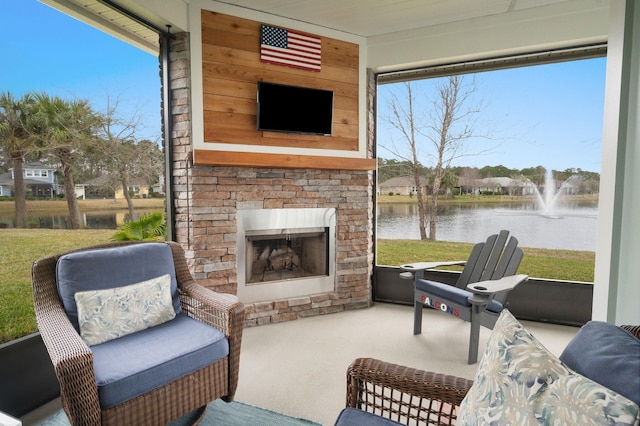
[194,149,376,171]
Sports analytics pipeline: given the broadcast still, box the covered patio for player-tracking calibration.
[10,0,640,423]
[23,302,578,425]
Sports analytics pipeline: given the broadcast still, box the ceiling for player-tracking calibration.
[215,0,572,37]
[42,0,577,54]
[41,0,169,53]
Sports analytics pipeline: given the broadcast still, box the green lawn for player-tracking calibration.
[0,229,114,343]
[376,239,595,283]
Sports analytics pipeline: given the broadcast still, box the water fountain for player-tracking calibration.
[532,169,574,217]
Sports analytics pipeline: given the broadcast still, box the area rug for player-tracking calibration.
[41,399,322,426]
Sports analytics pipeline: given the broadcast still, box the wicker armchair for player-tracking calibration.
[345,358,472,425]
[345,325,640,425]
[32,241,245,426]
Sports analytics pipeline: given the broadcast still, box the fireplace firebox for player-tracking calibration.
[237,208,336,303]
[246,228,329,284]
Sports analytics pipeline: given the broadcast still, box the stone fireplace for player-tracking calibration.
[166,32,376,327]
[172,164,374,327]
[237,208,336,303]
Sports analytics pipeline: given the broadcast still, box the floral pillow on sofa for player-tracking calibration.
[457,310,640,425]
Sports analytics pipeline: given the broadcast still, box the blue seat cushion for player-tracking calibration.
[91,314,229,409]
[560,321,640,406]
[416,280,503,313]
[334,408,403,426]
[56,243,181,331]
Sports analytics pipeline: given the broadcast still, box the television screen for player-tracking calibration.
[257,81,333,136]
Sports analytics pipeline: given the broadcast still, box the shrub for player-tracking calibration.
[111,211,166,241]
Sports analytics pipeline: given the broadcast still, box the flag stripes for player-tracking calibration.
[260,24,321,71]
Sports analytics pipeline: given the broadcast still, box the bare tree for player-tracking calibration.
[96,97,163,219]
[425,76,483,238]
[381,76,485,240]
[383,82,429,239]
[110,139,162,220]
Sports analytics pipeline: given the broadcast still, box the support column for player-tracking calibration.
[594,0,640,325]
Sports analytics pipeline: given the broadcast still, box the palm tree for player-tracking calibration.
[0,92,36,228]
[32,93,98,229]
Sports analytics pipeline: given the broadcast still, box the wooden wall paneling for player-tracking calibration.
[199,10,368,167]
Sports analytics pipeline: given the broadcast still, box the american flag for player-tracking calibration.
[260,24,321,72]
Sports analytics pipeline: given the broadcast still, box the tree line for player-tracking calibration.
[0,91,163,228]
[379,157,600,194]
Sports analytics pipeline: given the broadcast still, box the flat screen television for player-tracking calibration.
[257,81,333,136]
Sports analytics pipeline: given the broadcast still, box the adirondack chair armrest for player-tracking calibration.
[399,261,467,281]
[467,274,528,296]
[401,261,467,271]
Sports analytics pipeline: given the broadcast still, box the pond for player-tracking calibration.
[1,202,598,251]
[0,209,158,230]
[376,200,598,251]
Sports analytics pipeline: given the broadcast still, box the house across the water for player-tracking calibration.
[0,162,61,198]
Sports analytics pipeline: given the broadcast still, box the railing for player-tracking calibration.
[373,265,592,326]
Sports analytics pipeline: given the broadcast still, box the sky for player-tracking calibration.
[2,0,161,142]
[377,57,607,173]
[3,1,606,173]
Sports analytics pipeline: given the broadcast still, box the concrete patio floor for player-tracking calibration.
[22,302,579,425]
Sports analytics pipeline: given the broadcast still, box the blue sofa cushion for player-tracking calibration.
[334,408,403,426]
[91,314,229,409]
[56,243,181,331]
[416,280,503,313]
[560,321,640,406]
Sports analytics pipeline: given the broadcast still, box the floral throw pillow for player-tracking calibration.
[75,274,176,346]
[457,310,640,425]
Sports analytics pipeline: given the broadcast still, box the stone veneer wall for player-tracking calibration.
[167,32,376,327]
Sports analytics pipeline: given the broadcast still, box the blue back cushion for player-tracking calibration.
[56,243,181,331]
[560,321,640,406]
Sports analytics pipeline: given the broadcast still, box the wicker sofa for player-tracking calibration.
[32,241,245,426]
[337,323,640,426]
